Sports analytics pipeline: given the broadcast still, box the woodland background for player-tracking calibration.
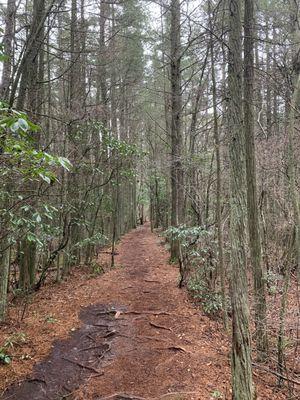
[0,0,299,398]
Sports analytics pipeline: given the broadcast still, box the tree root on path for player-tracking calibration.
[79,344,105,352]
[149,322,172,331]
[123,311,172,316]
[97,391,199,399]
[103,330,118,338]
[98,394,146,400]
[122,311,193,320]
[98,343,112,360]
[62,357,103,374]
[92,309,187,320]
[27,378,47,385]
[156,345,188,353]
[139,335,172,343]
[116,333,171,343]
[159,391,199,399]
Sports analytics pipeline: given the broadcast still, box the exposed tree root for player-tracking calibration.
[97,394,146,400]
[156,345,188,353]
[149,322,172,331]
[97,391,199,400]
[159,391,199,398]
[62,357,102,374]
[123,311,172,316]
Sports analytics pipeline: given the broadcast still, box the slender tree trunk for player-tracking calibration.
[0,0,16,318]
[15,0,46,110]
[0,0,16,100]
[277,233,293,386]
[244,0,268,359]
[188,49,209,226]
[208,0,227,330]
[265,21,272,139]
[288,2,300,280]
[0,232,9,321]
[170,0,184,260]
[228,0,255,398]
[18,0,45,291]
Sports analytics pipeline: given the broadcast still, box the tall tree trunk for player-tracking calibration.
[0,0,16,319]
[244,0,268,359]
[228,0,255,398]
[208,0,227,330]
[170,0,184,260]
[288,0,300,280]
[277,6,300,379]
[18,0,45,291]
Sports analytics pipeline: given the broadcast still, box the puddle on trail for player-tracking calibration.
[2,304,123,400]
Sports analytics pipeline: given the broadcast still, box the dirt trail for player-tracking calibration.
[80,224,230,400]
[1,224,285,399]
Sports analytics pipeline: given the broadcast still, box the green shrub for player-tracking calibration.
[187,273,224,316]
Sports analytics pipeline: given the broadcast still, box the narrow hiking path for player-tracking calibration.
[79,224,230,400]
[0,225,284,399]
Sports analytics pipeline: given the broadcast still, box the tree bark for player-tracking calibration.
[0,0,16,101]
[170,0,184,260]
[208,0,227,330]
[244,0,268,359]
[228,0,255,398]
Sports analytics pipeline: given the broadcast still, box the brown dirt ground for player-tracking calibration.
[0,224,297,399]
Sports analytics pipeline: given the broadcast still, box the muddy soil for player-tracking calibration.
[2,305,121,399]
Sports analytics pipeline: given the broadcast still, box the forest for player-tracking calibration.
[0,0,299,399]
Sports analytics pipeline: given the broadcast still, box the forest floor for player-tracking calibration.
[0,224,296,399]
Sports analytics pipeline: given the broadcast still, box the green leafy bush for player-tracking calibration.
[187,272,224,316]
[165,225,226,316]
[74,232,108,250]
[0,103,72,257]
